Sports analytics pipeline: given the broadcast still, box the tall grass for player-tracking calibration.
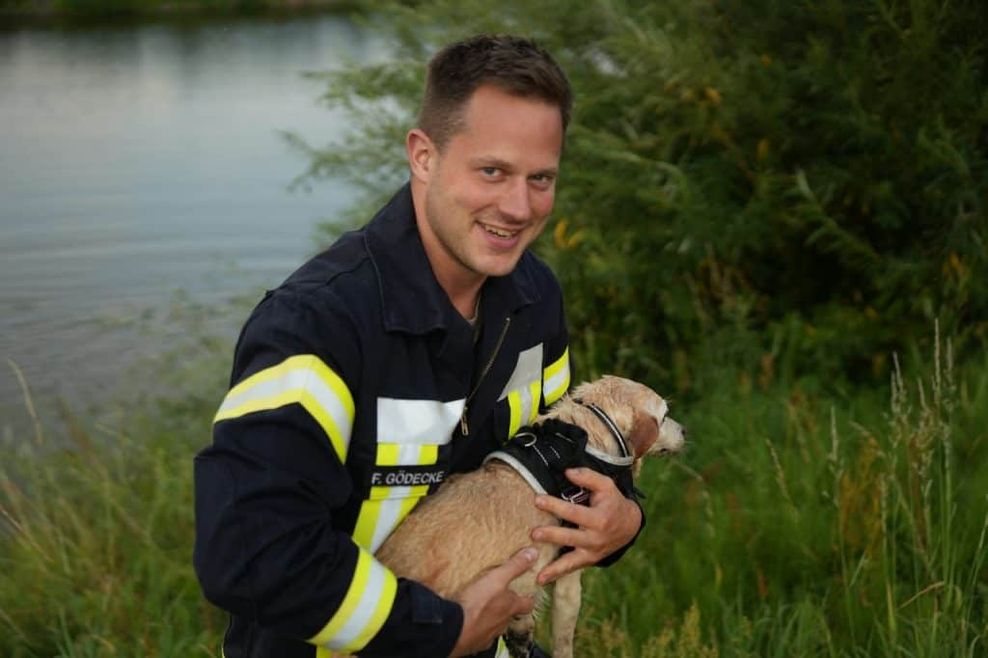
[1,331,985,656]
[572,329,988,656]
[0,299,232,658]
[0,405,225,657]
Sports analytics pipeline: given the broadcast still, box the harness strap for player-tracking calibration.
[483,417,639,503]
[573,398,632,460]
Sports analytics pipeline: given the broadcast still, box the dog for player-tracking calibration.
[374,375,686,657]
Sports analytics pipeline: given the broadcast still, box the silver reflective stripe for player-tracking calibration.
[368,492,412,551]
[308,548,397,652]
[329,557,390,649]
[214,354,354,461]
[498,343,544,400]
[542,347,571,405]
[376,397,465,445]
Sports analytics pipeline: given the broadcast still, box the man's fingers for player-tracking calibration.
[564,467,615,492]
[530,524,586,548]
[536,549,585,585]
[534,495,595,526]
[491,546,538,585]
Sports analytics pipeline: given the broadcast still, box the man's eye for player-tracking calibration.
[481,167,499,177]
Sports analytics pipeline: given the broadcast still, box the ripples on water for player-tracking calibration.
[0,14,384,426]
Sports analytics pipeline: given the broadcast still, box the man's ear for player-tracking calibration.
[406,128,436,183]
[627,409,660,458]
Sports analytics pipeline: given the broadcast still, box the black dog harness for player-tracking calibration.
[482,401,643,506]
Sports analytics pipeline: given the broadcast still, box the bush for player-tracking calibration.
[299,0,988,390]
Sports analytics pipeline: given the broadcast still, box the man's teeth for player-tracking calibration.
[482,225,516,238]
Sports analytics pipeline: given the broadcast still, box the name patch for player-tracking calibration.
[370,465,447,487]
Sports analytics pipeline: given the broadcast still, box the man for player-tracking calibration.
[194,34,643,658]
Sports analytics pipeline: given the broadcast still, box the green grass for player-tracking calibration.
[572,334,988,656]
[2,333,986,656]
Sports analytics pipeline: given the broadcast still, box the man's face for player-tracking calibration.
[418,84,564,286]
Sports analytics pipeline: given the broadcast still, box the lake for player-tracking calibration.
[0,13,384,427]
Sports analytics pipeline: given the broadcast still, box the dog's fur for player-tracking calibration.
[375,375,685,657]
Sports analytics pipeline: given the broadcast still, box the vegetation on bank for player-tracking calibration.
[1,326,985,656]
[0,0,352,20]
[2,0,986,655]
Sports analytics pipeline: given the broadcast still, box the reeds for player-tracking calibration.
[0,366,224,657]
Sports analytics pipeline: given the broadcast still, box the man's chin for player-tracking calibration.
[473,253,524,279]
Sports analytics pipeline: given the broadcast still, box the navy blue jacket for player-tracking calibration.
[193,184,574,657]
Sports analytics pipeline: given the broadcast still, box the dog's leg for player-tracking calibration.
[551,571,582,658]
[504,613,535,657]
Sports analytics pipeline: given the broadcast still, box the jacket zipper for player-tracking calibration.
[460,316,511,436]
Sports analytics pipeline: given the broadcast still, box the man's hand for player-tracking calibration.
[450,547,538,657]
[530,468,642,585]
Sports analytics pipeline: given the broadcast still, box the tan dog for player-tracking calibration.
[375,375,686,657]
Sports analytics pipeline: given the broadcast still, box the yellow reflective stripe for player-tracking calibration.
[527,379,541,424]
[353,443,439,551]
[542,347,571,406]
[508,389,523,438]
[214,355,355,462]
[309,548,397,652]
[419,444,438,464]
[376,443,400,466]
[351,500,379,550]
[374,443,439,467]
[507,379,540,439]
[352,487,428,551]
[368,484,430,501]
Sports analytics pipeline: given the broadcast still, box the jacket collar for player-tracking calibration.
[364,183,540,335]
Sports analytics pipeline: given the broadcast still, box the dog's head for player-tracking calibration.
[559,375,685,466]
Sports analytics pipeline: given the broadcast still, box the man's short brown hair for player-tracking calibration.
[418,34,572,150]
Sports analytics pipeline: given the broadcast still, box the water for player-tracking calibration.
[0,14,384,423]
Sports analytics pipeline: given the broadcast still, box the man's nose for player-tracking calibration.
[497,178,532,222]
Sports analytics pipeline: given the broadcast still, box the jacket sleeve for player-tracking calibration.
[538,278,645,569]
[193,291,461,657]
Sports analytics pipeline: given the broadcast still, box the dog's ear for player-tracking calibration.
[627,409,660,458]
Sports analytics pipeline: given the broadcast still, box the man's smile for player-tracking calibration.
[478,221,522,239]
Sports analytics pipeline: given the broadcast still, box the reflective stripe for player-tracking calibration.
[214,355,354,462]
[309,547,397,652]
[376,443,439,467]
[507,379,541,438]
[498,343,544,400]
[376,397,464,446]
[351,398,459,551]
[543,347,570,406]
[495,636,510,658]
[352,485,429,552]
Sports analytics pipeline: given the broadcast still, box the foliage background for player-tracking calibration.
[2,0,987,655]
[302,0,988,391]
[296,0,988,653]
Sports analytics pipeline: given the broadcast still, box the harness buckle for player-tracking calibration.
[515,431,538,448]
[560,485,590,506]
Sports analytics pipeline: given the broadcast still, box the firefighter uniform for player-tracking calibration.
[193,184,572,657]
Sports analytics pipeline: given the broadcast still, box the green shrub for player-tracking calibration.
[300,0,988,389]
